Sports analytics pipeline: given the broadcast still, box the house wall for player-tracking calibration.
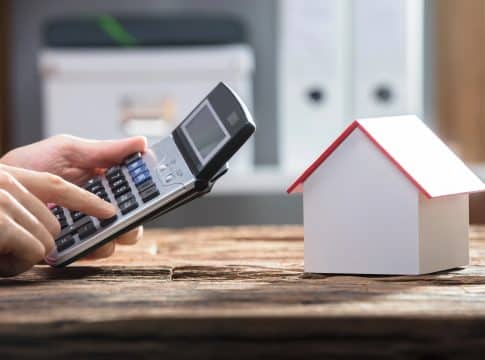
[418,193,469,273]
[303,128,420,274]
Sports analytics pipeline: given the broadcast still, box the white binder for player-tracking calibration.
[352,0,424,119]
[278,0,352,174]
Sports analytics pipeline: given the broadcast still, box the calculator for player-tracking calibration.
[45,82,255,267]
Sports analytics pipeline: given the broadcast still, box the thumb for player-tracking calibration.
[75,136,148,168]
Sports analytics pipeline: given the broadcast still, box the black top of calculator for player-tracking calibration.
[172,82,255,181]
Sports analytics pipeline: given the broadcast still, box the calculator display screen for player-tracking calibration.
[182,102,230,164]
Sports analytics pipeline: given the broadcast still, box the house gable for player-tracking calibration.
[303,128,420,274]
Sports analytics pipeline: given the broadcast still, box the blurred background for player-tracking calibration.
[0,0,484,227]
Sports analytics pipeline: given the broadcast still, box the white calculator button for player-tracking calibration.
[165,174,174,183]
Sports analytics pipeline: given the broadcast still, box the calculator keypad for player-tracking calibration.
[52,152,160,253]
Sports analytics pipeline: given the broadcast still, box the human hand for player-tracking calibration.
[0,164,116,276]
[1,135,147,260]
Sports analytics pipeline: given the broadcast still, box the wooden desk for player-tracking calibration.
[1,226,485,358]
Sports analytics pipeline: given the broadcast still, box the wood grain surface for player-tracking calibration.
[2,225,485,359]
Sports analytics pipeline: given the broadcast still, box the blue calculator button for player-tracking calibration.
[130,165,147,177]
[133,171,152,185]
[127,159,144,172]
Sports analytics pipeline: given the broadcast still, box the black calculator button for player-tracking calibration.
[71,211,85,222]
[105,166,122,178]
[89,184,104,194]
[99,215,117,227]
[136,180,155,192]
[127,159,144,172]
[95,190,108,199]
[56,234,75,252]
[57,216,91,238]
[108,172,125,184]
[140,185,160,203]
[59,219,69,229]
[112,184,130,197]
[84,177,102,190]
[133,171,152,186]
[124,152,142,165]
[115,193,133,205]
[119,198,138,215]
[55,212,66,221]
[51,206,63,216]
[110,179,128,189]
[78,221,97,240]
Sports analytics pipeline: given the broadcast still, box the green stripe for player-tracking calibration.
[97,15,137,47]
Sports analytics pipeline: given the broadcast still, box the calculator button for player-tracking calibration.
[110,179,128,189]
[56,235,75,252]
[158,164,168,172]
[119,198,138,215]
[95,190,108,199]
[129,165,147,177]
[140,185,160,203]
[71,211,85,222]
[99,215,117,227]
[89,184,104,194]
[57,216,92,239]
[124,152,142,165]
[115,192,133,205]
[133,171,151,186]
[59,219,69,229]
[127,159,144,172]
[51,206,63,216]
[107,172,124,184]
[105,166,122,178]
[165,174,174,183]
[55,212,66,221]
[84,177,102,190]
[137,180,156,192]
[112,184,130,197]
[78,221,97,240]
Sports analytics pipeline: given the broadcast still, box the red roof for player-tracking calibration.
[287,116,485,198]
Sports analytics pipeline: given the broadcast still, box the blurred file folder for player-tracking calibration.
[352,0,424,119]
[278,0,351,174]
[278,0,424,175]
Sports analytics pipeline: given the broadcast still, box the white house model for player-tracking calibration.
[287,115,485,275]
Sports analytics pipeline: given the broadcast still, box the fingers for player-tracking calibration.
[67,136,147,168]
[0,170,60,237]
[115,226,143,245]
[0,169,57,276]
[84,227,143,260]
[1,165,116,219]
[0,189,54,253]
[0,214,45,277]
[84,241,115,260]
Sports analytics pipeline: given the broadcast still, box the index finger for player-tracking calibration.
[1,165,116,219]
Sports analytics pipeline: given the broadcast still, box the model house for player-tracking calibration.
[287,115,485,275]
